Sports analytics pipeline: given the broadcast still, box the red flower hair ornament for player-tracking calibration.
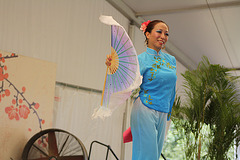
[140,20,151,33]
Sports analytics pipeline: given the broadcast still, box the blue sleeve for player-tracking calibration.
[138,54,145,76]
[167,56,177,121]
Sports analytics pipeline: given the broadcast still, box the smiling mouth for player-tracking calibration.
[158,40,165,45]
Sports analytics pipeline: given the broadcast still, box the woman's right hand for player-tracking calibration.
[105,54,112,67]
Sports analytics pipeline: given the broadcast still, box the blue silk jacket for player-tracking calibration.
[138,47,177,120]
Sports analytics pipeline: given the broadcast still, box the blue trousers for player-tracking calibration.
[130,98,167,160]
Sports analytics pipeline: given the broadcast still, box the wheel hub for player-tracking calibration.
[49,157,57,160]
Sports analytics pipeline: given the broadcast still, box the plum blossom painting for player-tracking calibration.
[0,50,56,159]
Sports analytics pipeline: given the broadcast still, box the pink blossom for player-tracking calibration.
[140,20,151,33]
[19,105,30,119]
[5,106,20,120]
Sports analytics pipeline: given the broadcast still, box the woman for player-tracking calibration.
[106,20,177,160]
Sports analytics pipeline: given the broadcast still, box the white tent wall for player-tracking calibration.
[0,0,129,91]
[53,85,127,160]
[0,0,129,159]
[0,0,188,159]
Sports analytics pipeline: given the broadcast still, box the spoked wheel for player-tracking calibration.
[22,128,88,160]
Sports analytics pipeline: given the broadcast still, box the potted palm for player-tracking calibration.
[172,56,240,160]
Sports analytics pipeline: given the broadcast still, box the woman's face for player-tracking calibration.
[146,22,169,52]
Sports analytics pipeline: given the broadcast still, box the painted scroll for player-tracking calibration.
[0,50,56,159]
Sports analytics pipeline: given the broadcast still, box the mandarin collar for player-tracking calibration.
[146,47,162,56]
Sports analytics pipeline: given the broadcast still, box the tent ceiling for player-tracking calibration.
[107,0,240,76]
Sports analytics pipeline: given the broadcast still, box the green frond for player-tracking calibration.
[173,56,240,159]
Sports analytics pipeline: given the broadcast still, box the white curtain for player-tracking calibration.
[53,84,129,160]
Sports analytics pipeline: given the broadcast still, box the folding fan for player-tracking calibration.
[92,15,142,119]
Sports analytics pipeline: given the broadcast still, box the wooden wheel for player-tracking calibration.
[22,128,88,160]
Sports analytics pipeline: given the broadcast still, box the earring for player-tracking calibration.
[145,39,148,46]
